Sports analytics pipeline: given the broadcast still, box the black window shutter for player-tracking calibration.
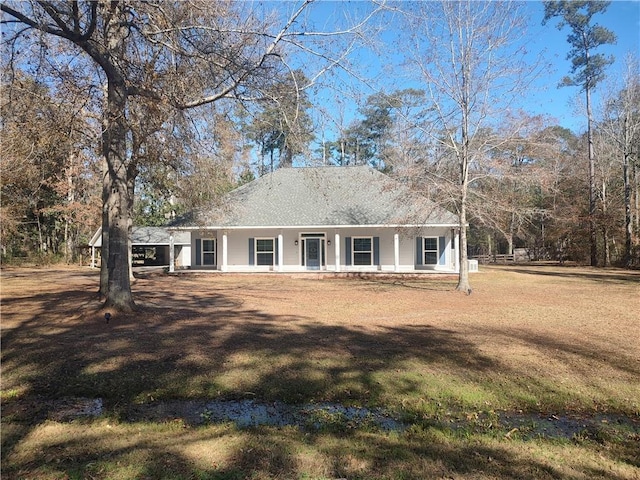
[248,238,255,266]
[195,238,202,266]
[274,237,279,266]
[373,237,380,265]
[416,237,423,265]
[345,237,352,266]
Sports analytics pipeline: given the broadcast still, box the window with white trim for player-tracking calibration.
[202,238,216,265]
[423,237,438,265]
[352,237,373,266]
[256,238,275,266]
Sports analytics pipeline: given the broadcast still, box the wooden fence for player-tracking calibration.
[472,254,516,264]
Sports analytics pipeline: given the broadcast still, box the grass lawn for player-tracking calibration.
[1,264,639,479]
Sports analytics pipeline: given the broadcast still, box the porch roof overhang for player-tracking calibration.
[169,223,462,232]
[89,227,191,248]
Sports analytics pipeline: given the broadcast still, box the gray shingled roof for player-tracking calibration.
[89,227,190,247]
[130,227,190,245]
[177,166,458,228]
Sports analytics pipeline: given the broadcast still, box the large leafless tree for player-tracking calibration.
[1,0,382,310]
[399,0,543,293]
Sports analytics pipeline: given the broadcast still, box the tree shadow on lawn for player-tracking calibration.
[3,417,633,480]
[3,271,637,409]
[2,271,638,479]
[1,282,497,407]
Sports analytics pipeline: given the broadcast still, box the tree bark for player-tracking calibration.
[635,162,639,238]
[456,118,471,293]
[99,3,136,311]
[102,77,135,311]
[623,120,633,267]
[586,84,598,267]
[456,204,471,294]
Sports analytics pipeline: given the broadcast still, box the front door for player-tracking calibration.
[305,238,321,270]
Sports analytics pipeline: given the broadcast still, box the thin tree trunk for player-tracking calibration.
[508,211,515,256]
[456,132,471,293]
[65,158,74,263]
[623,122,632,267]
[99,156,109,298]
[457,200,471,293]
[602,180,609,266]
[456,42,472,294]
[36,213,43,253]
[634,162,639,244]
[128,172,136,283]
[586,85,598,267]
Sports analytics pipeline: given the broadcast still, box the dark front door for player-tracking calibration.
[306,238,321,270]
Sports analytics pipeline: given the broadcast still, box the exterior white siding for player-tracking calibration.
[175,245,191,268]
[187,227,459,274]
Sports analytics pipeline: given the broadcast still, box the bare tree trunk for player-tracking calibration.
[99,158,109,299]
[457,199,471,293]
[103,77,135,311]
[633,163,640,243]
[128,173,136,283]
[601,179,609,266]
[456,38,472,294]
[508,211,515,256]
[456,115,471,293]
[623,124,633,267]
[586,85,598,267]
[36,213,43,253]
[64,157,75,263]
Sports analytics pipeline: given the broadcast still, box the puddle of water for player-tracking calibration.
[132,399,405,431]
[49,398,103,421]
[199,400,405,431]
[48,397,639,441]
[495,411,640,440]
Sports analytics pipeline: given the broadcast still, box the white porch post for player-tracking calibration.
[91,245,95,269]
[394,233,400,272]
[454,228,460,272]
[128,238,134,281]
[278,232,284,271]
[169,232,175,273]
[334,232,341,272]
[221,231,228,272]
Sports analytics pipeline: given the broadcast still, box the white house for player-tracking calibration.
[169,166,462,274]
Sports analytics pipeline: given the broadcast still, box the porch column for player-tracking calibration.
[394,233,400,272]
[334,232,341,272]
[91,245,96,269]
[454,228,460,273]
[278,232,284,271]
[169,232,175,273]
[221,231,228,272]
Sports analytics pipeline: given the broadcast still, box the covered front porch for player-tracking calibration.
[168,226,460,274]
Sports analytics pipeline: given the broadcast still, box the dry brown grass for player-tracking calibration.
[1,264,639,479]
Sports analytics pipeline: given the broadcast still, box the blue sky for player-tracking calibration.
[293,0,640,135]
